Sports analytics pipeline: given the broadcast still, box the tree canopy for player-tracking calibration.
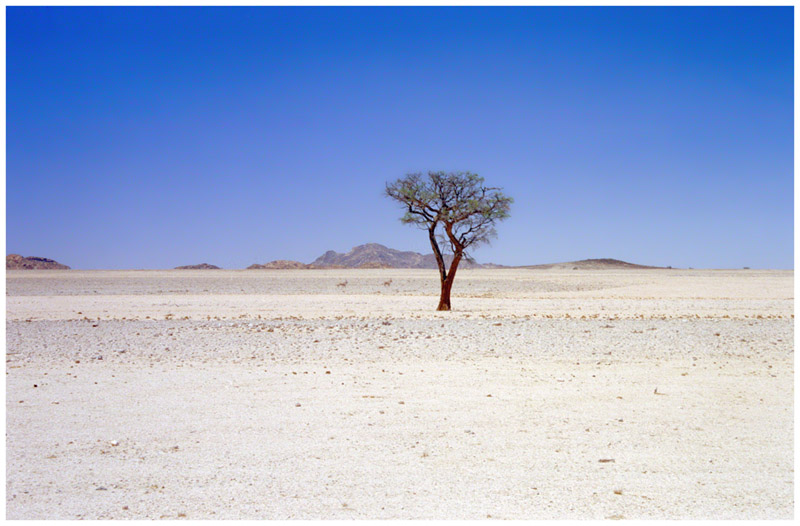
[385,171,512,310]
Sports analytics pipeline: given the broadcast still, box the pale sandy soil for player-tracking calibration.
[5,269,794,519]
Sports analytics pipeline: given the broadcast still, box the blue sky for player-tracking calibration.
[6,7,793,269]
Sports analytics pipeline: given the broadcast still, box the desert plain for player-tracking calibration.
[5,268,794,519]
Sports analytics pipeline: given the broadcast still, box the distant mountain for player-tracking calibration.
[248,260,312,269]
[175,263,221,270]
[310,243,486,269]
[247,244,662,270]
[7,254,70,270]
[519,258,665,270]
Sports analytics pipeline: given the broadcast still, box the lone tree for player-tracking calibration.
[385,171,512,311]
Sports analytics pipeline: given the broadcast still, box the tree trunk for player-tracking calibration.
[428,226,446,284]
[436,252,462,311]
[437,275,455,311]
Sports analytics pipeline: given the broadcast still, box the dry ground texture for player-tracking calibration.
[5,268,794,519]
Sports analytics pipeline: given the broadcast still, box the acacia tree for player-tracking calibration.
[385,171,512,311]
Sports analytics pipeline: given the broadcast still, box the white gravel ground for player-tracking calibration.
[5,269,794,519]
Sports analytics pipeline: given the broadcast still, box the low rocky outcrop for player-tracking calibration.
[248,260,312,270]
[247,245,660,270]
[174,263,221,270]
[7,254,70,270]
[311,243,486,269]
[520,258,665,270]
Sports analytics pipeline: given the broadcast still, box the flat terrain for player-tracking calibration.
[5,269,794,519]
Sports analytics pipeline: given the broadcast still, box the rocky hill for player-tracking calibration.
[247,245,662,270]
[7,254,70,270]
[520,258,664,270]
[310,243,486,269]
[174,263,221,270]
[248,260,313,270]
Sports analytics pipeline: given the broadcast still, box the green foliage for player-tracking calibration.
[385,171,513,254]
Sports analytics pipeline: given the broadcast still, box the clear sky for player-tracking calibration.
[6,7,794,269]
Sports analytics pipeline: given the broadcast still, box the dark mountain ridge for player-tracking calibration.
[174,263,221,270]
[519,258,665,270]
[309,243,486,269]
[246,244,663,270]
[7,254,70,270]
